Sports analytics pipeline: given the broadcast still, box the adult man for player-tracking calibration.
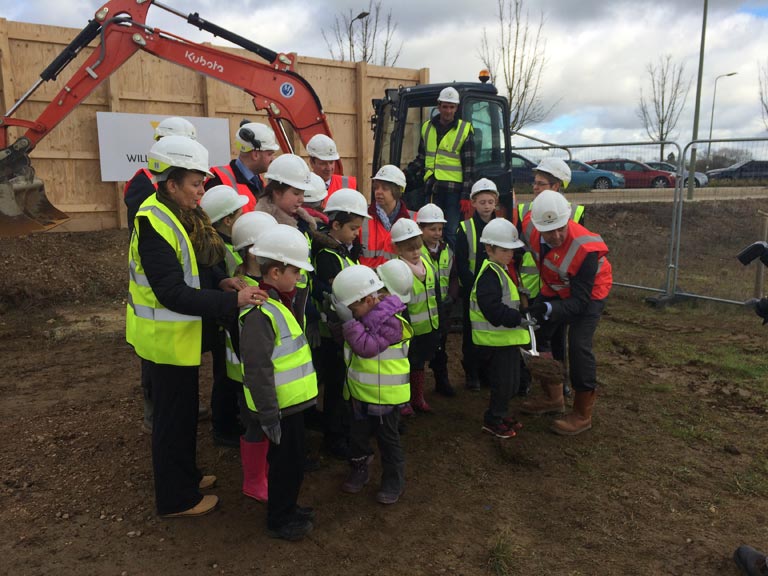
[408,86,474,249]
[306,134,357,202]
[205,122,279,212]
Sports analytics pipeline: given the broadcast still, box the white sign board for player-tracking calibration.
[96,112,231,182]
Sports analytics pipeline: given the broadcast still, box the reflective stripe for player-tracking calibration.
[422,119,472,183]
[350,371,409,386]
[407,256,439,335]
[469,260,530,347]
[341,175,349,187]
[127,292,202,323]
[136,205,200,289]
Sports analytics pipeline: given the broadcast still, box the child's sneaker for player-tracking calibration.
[482,422,517,439]
[502,416,524,431]
[400,403,415,417]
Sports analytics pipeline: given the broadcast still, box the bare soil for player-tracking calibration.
[2,202,767,576]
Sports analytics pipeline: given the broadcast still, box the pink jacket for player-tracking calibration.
[342,295,406,358]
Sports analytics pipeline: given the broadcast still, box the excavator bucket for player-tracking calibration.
[0,142,69,237]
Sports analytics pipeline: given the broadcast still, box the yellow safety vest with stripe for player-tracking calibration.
[469,260,531,347]
[407,255,440,335]
[296,230,312,290]
[421,119,473,183]
[312,247,356,338]
[223,242,242,278]
[126,194,202,366]
[421,243,453,301]
[225,275,260,382]
[518,202,585,298]
[239,298,318,413]
[459,218,479,287]
[343,315,413,405]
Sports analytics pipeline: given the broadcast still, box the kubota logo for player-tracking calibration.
[185,50,224,73]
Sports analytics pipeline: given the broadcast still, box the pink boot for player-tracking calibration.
[410,369,433,413]
[240,436,269,502]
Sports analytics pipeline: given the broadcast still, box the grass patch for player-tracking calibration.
[487,528,515,576]
[732,457,768,497]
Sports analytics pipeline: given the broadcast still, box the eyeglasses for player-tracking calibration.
[533,179,551,188]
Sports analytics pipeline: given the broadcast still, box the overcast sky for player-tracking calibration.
[3,0,768,155]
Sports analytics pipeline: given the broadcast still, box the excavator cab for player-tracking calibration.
[371,81,514,217]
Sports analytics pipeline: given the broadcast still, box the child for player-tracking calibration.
[239,224,318,541]
[469,218,531,438]
[389,217,441,414]
[416,203,457,397]
[310,188,369,459]
[331,265,412,504]
[455,178,499,391]
[200,184,249,276]
[302,173,330,228]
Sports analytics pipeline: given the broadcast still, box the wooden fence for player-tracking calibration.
[0,19,429,231]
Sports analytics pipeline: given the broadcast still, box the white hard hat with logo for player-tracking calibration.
[232,211,278,250]
[531,190,572,232]
[306,134,340,161]
[372,164,407,189]
[249,224,314,271]
[438,87,460,104]
[333,265,385,306]
[390,218,422,243]
[416,203,447,224]
[200,185,249,224]
[377,259,414,303]
[324,188,371,219]
[235,122,280,153]
[148,135,213,180]
[479,218,524,249]
[265,154,315,190]
[154,117,197,141]
[470,178,499,198]
[304,173,329,203]
[535,158,571,189]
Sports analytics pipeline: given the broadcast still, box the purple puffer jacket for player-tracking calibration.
[342,295,406,358]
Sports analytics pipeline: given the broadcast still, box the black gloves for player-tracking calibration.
[527,301,548,322]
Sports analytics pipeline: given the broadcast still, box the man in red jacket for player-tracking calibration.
[306,134,357,204]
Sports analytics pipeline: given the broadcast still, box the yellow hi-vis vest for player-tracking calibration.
[469,260,531,347]
[422,243,453,302]
[421,119,473,183]
[223,241,242,278]
[518,202,585,299]
[225,275,260,382]
[343,315,413,405]
[459,218,479,287]
[239,298,318,412]
[296,230,312,290]
[126,194,202,366]
[312,247,356,338]
[407,255,440,335]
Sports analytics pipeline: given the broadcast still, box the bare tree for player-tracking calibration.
[322,1,402,66]
[759,60,768,130]
[637,55,691,160]
[478,0,554,132]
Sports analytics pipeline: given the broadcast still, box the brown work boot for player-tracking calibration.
[520,381,565,415]
[161,495,219,518]
[551,390,596,436]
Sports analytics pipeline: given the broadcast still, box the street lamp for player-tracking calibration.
[706,71,737,169]
[348,11,370,62]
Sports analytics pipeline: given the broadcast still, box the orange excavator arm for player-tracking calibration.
[0,0,337,236]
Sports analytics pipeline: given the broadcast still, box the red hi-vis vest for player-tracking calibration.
[123,168,156,196]
[528,221,612,301]
[359,216,397,269]
[209,165,259,213]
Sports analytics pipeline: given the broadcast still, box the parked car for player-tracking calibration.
[587,158,676,188]
[511,151,536,185]
[566,160,625,190]
[645,161,708,187]
[706,160,768,183]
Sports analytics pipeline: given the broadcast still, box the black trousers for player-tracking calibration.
[149,362,203,515]
[313,337,349,447]
[429,303,450,375]
[348,409,404,495]
[210,329,241,436]
[267,411,306,529]
[408,330,439,370]
[461,293,478,380]
[477,345,520,425]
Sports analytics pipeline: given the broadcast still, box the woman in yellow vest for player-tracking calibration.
[126,136,267,518]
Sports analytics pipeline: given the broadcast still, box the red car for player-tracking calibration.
[587,158,676,188]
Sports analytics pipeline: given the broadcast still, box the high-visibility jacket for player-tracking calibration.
[458,218,479,287]
[519,202,585,298]
[223,242,242,278]
[528,220,612,301]
[344,315,413,405]
[359,216,397,269]
[421,119,473,183]
[225,275,260,382]
[422,243,453,302]
[312,247,356,338]
[322,174,358,208]
[469,260,531,347]
[239,298,318,412]
[407,256,440,335]
[210,164,259,213]
[123,168,156,196]
[126,194,202,366]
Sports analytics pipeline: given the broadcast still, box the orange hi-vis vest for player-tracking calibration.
[528,220,612,301]
[359,216,396,269]
[322,174,358,208]
[209,165,259,213]
[123,168,156,197]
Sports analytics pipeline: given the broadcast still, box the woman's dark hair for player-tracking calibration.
[262,180,292,199]
[328,211,360,227]
[156,168,191,193]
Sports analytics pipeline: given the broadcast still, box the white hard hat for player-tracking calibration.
[148,135,213,180]
[306,134,340,161]
[235,122,280,152]
[479,218,524,249]
[390,218,422,243]
[531,190,571,232]
[372,164,407,189]
[332,264,385,306]
[377,259,414,304]
[200,185,249,224]
[231,211,278,250]
[249,224,314,271]
[264,154,314,190]
[154,117,197,141]
[470,178,499,198]
[324,188,371,219]
[438,87,460,104]
[535,158,571,189]
[304,173,329,204]
[416,203,446,224]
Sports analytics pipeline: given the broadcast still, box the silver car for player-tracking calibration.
[646,161,708,187]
